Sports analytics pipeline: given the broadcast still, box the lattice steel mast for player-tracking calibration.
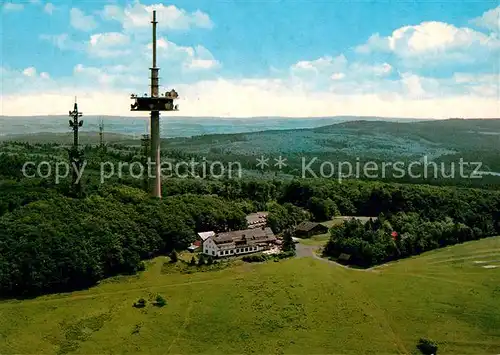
[99,118,104,147]
[69,98,83,146]
[68,98,84,195]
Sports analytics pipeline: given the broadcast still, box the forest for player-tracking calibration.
[1,130,500,296]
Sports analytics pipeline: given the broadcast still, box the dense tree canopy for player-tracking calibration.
[0,185,249,297]
[1,147,500,296]
[324,212,499,268]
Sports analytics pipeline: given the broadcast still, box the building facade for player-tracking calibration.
[203,227,276,257]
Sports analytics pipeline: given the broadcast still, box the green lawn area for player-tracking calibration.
[297,217,375,246]
[1,237,499,354]
[295,233,330,246]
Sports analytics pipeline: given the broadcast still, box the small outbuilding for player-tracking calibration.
[294,221,329,238]
[338,253,351,262]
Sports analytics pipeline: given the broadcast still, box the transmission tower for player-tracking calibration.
[99,118,104,147]
[68,98,84,196]
[141,134,150,192]
[130,10,179,198]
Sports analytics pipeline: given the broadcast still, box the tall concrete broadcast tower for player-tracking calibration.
[130,10,179,198]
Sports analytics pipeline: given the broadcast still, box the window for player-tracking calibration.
[212,251,215,255]
[245,247,248,252]
[236,249,239,253]
[230,250,234,253]
[224,250,228,255]
[205,249,208,254]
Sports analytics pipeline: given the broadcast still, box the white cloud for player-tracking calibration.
[355,34,388,54]
[71,64,142,89]
[39,33,83,51]
[290,56,393,80]
[348,62,393,78]
[1,67,56,96]
[87,32,131,58]
[330,73,345,80]
[2,78,498,118]
[470,6,499,32]
[2,2,24,12]
[453,73,499,97]
[291,55,347,75]
[147,39,220,72]
[70,8,98,32]
[40,30,220,78]
[1,66,498,118]
[23,67,37,77]
[400,73,426,98]
[100,4,124,21]
[184,59,219,70]
[290,55,348,90]
[102,2,213,31]
[44,3,55,15]
[290,55,393,91]
[5,4,499,119]
[454,73,499,84]
[355,21,499,66]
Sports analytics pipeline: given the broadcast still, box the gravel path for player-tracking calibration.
[296,242,380,272]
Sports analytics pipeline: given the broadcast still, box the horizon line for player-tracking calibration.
[1,115,498,120]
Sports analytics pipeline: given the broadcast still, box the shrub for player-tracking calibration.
[189,256,196,266]
[198,254,206,266]
[137,261,146,271]
[154,294,167,307]
[242,254,268,263]
[242,251,295,263]
[169,250,178,263]
[417,338,438,355]
[131,324,141,334]
[133,298,146,308]
[282,229,296,252]
[274,251,296,259]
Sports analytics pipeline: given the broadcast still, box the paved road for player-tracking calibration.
[295,243,319,258]
[295,242,379,272]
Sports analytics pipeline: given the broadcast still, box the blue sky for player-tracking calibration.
[1,0,499,117]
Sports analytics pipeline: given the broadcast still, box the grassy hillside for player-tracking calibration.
[1,237,499,354]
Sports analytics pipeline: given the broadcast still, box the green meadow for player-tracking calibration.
[1,237,499,354]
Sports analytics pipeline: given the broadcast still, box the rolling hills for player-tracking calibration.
[2,118,500,187]
[0,116,420,139]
